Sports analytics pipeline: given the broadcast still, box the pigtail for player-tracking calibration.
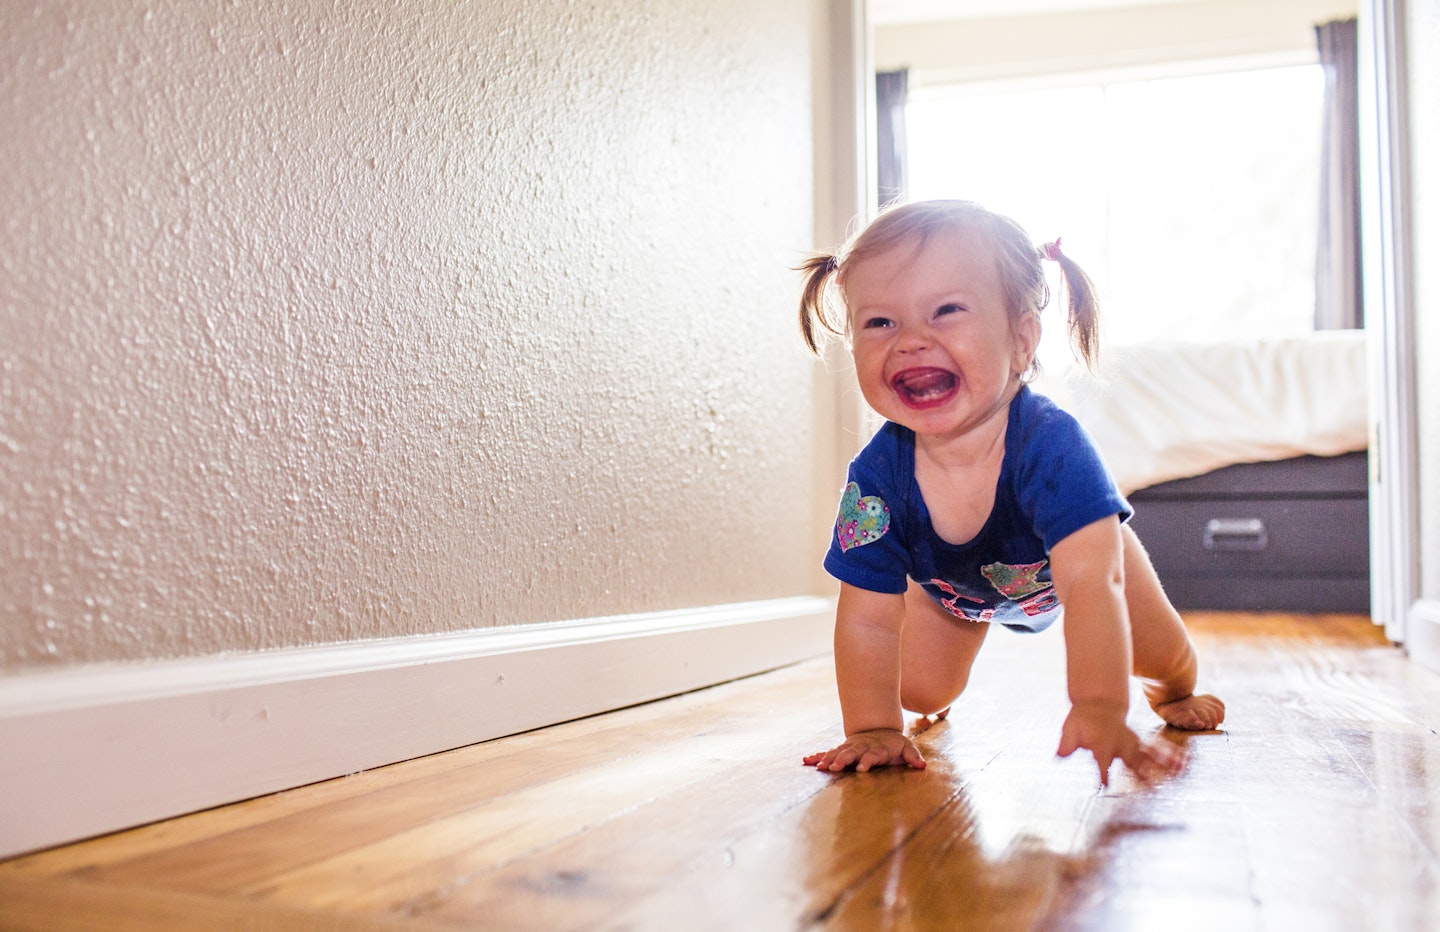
[1040,239,1100,370]
[797,253,843,355]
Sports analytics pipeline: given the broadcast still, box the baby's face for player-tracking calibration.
[843,230,1037,442]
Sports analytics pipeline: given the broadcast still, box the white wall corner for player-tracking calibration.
[1404,599,1440,675]
[0,597,834,859]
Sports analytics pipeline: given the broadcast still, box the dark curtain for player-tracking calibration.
[876,69,909,210]
[1315,18,1362,329]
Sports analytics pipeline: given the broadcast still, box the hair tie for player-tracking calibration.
[1041,238,1063,262]
[824,254,839,274]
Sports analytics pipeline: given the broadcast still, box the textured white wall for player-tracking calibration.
[0,0,819,670]
[1410,0,1440,598]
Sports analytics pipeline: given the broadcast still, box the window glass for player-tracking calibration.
[906,64,1323,358]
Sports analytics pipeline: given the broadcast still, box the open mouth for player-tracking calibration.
[891,367,958,408]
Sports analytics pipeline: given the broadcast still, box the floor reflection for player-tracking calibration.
[799,719,1256,929]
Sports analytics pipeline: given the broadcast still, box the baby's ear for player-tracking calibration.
[1011,313,1041,375]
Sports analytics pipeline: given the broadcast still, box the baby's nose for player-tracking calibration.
[896,324,932,351]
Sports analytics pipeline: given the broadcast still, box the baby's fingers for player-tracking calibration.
[901,742,927,770]
[1122,738,1186,785]
[853,749,883,772]
[1093,750,1115,787]
[803,747,848,771]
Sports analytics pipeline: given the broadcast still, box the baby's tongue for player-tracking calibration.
[900,370,956,398]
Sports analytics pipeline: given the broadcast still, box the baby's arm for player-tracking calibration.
[1049,517,1183,785]
[803,583,925,772]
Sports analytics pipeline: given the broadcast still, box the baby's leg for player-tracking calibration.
[899,580,990,718]
[1122,525,1226,730]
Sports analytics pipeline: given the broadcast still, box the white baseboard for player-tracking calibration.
[0,597,833,859]
[1405,598,1440,676]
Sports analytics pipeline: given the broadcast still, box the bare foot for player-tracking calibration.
[1154,693,1225,730]
[911,707,950,733]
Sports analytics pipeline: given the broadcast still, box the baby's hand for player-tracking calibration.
[803,728,926,773]
[1056,702,1184,786]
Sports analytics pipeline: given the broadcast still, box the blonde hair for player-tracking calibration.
[797,200,1100,371]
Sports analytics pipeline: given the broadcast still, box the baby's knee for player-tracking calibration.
[900,677,967,717]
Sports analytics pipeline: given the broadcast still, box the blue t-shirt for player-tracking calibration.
[823,386,1131,633]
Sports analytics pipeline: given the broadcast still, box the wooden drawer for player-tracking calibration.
[1126,453,1370,613]
[1128,496,1369,578]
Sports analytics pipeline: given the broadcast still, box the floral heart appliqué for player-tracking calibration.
[836,482,890,552]
[981,560,1050,599]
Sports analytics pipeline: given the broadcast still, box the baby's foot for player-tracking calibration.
[1154,693,1226,730]
[912,707,950,732]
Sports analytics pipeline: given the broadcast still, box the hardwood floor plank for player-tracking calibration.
[1243,797,1440,928]
[406,629,1068,930]
[6,612,1440,930]
[404,724,839,928]
[814,761,1084,930]
[247,711,834,914]
[0,875,430,932]
[603,627,1089,930]
[602,762,963,930]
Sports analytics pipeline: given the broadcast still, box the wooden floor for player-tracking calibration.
[5,613,1440,930]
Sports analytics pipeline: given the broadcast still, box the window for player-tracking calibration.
[906,64,1324,361]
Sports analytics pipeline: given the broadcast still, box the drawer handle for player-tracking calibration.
[1203,518,1268,551]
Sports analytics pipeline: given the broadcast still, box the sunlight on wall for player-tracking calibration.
[908,64,1324,359]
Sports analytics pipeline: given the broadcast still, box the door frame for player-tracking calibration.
[1359,0,1422,647]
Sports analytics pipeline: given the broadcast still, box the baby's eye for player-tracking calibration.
[935,303,965,317]
[861,316,894,330]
